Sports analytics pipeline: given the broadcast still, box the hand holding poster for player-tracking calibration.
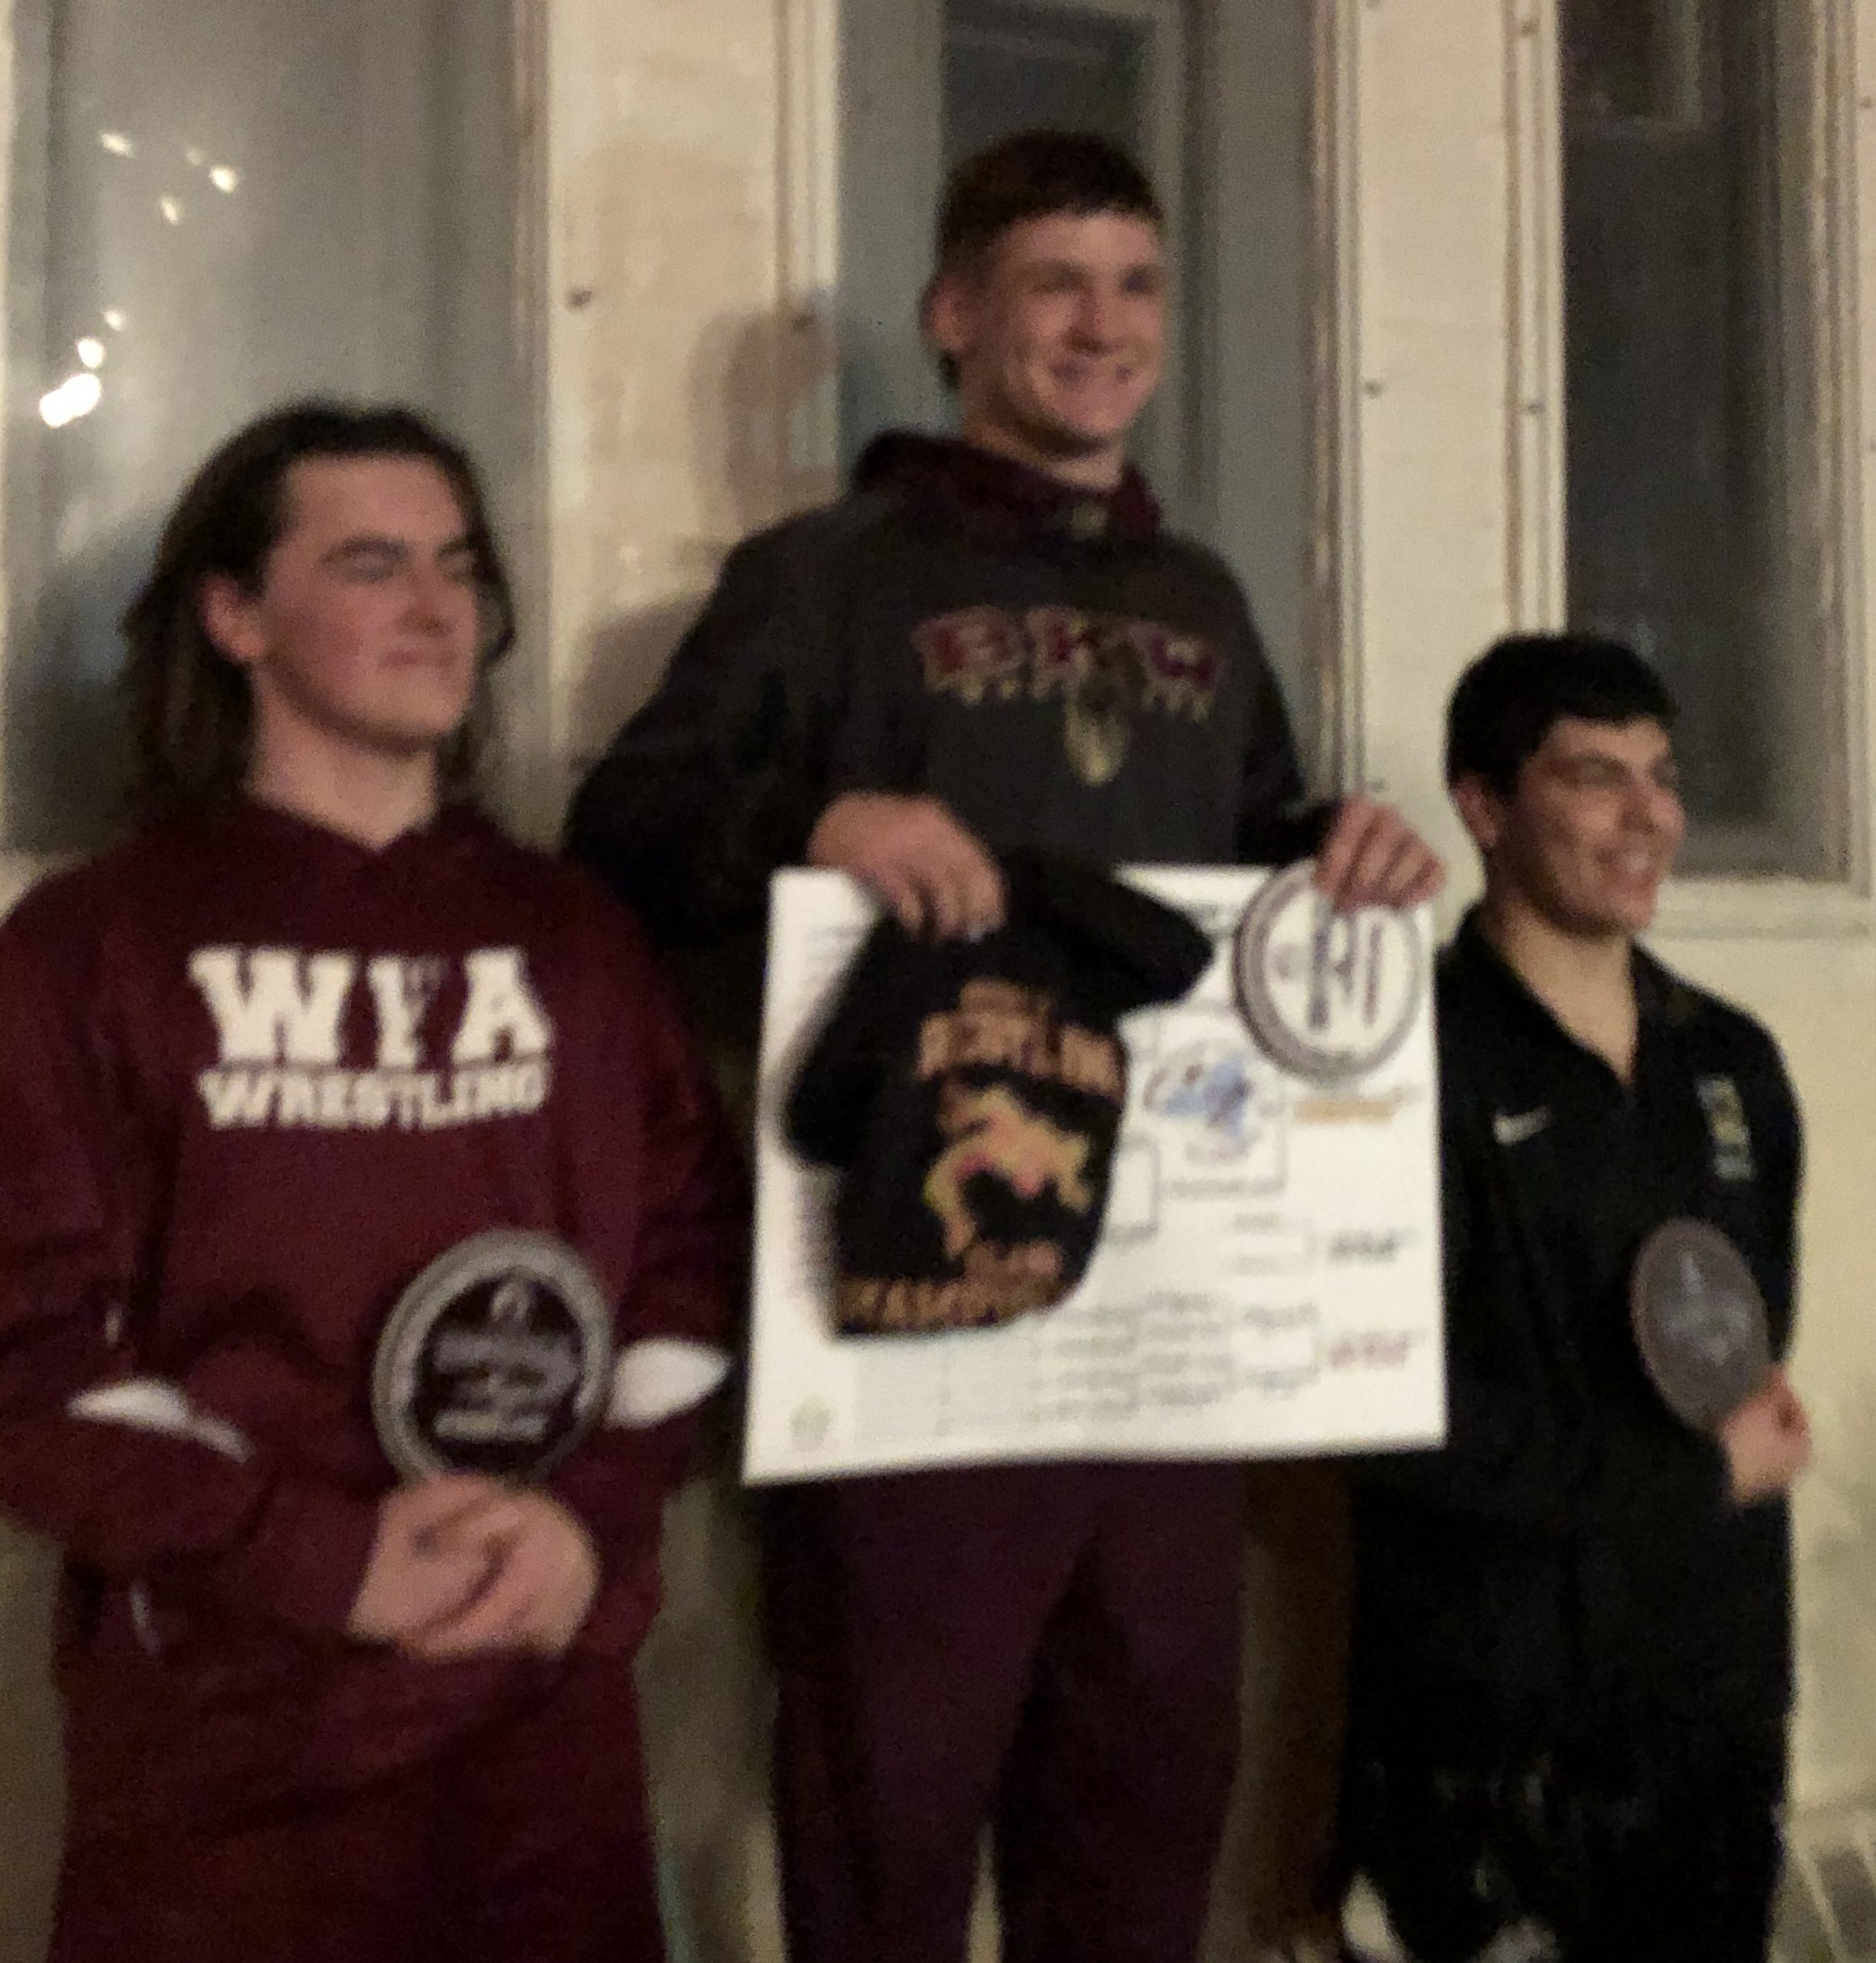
[744,866,1445,1482]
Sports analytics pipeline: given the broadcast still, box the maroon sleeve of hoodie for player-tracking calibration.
[0,886,380,1636]
[546,900,747,1657]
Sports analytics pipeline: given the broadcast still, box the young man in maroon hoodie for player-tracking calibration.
[0,402,742,1963]
[570,133,1445,1963]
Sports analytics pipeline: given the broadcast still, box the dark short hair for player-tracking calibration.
[1444,633,1676,794]
[121,400,516,818]
[935,129,1162,276]
[928,130,1163,385]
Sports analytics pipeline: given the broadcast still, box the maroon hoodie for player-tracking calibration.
[0,797,742,1818]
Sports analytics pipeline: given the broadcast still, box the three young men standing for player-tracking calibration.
[0,122,1811,1963]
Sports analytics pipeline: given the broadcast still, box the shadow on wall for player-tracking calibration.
[0,1529,64,1963]
[587,303,839,1963]
[1203,1462,1352,1961]
[1,518,158,857]
[569,303,840,764]
[638,1478,782,1963]
[1793,1384,1876,1807]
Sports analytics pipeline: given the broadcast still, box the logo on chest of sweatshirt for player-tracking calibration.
[913,606,1223,788]
[187,946,553,1133]
[1493,1106,1552,1146]
[1696,1074,1756,1182]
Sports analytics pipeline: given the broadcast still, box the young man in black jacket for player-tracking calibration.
[1342,636,1811,1963]
[570,131,1442,1963]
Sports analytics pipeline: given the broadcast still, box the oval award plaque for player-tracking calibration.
[372,1230,614,1482]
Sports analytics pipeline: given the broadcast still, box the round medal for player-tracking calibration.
[1231,863,1426,1084]
[1629,1218,1772,1435]
[371,1230,615,1482]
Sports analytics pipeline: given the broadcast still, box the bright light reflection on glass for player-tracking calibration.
[158,195,183,225]
[102,307,127,331]
[99,130,134,157]
[75,337,105,370]
[209,166,240,194]
[185,146,206,168]
[40,373,104,429]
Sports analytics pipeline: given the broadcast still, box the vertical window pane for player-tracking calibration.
[3,0,522,850]
[1562,0,1830,874]
[943,0,1148,169]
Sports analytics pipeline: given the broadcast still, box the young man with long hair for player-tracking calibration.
[0,402,740,1962]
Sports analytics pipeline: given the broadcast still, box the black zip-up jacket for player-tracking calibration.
[1350,916,1801,1774]
[565,433,1331,955]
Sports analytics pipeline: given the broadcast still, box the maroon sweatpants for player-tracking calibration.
[765,1460,1249,1963]
[51,1634,663,1963]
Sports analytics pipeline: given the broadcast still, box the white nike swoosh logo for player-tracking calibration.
[1493,1107,1552,1146]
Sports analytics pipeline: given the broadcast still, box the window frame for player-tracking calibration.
[0,0,550,863]
[1511,0,1874,933]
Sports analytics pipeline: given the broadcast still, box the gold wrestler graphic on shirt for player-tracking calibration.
[835,980,1121,1336]
[371,1231,614,1481]
[1232,862,1426,1085]
[924,1081,1095,1260]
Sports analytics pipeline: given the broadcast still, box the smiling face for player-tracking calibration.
[202,453,484,777]
[1458,715,1686,938]
[925,209,1167,488]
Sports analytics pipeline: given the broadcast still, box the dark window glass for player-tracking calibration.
[1562,0,1832,873]
[3,0,523,850]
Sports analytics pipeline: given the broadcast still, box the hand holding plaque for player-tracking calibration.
[347,1474,513,1645]
[1232,863,1426,1083]
[1716,1368,1812,1505]
[396,1486,601,1659]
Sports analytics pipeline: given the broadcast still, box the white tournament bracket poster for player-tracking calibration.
[743,866,1446,1483]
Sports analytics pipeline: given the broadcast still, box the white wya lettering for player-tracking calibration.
[365,956,443,1070]
[453,949,552,1064]
[189,948,354,1065]
[189,945,556,1133]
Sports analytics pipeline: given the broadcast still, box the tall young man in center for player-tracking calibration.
[569,132,1443,1963]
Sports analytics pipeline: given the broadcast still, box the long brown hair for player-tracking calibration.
[120,400,518,817]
